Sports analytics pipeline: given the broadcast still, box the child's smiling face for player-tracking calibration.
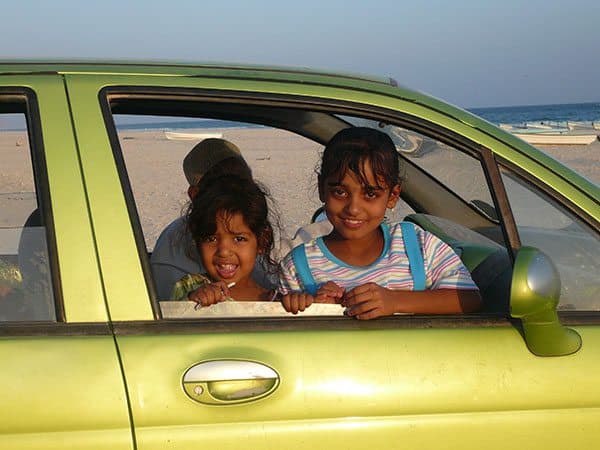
[198,211,259,286]
[320,160,400,243]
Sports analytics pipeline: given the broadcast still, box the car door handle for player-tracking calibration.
[182,360,280,405]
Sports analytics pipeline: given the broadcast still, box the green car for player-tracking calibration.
[0,61,598,450]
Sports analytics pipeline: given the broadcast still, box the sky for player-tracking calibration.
[1,0,599,108]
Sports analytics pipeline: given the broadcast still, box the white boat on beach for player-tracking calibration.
[525,121,554,130]
[500,122,599,145]
[512,131,598,145]
[164,131,223,141]
[567,120,595,130]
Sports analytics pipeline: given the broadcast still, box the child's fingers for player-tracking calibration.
[282,294,297,314]
[190,284,226,308]
[318,281,344,297]
[315,293,340,304]
[345,299,382,320]
[343,289,371,307]
[213,281,232,298]
[300,294,314,311]
[343,283,383,306]
[282,293,313,314]
[316,283,345,304]
[354,306,385,320]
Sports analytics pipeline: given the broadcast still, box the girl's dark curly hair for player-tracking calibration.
[186,174,278,275]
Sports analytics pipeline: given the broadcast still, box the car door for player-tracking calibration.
[65,70,600,449]
[0,75,132,449]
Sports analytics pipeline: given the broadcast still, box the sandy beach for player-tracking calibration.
[1,127,599,252]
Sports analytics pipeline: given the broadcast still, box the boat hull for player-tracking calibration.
[164,131,223,141]
[513,132,598,145]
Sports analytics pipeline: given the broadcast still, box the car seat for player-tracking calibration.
[404,214,512,313]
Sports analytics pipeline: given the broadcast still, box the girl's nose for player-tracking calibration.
[344,194,361,215]
[215,240,233,256]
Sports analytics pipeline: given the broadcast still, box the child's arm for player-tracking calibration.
[342,283,482,320]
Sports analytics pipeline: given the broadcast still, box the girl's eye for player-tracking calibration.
[234,235,248,243]
[331,188,347,197]
[365,190,378,199]
[203,235,217,243]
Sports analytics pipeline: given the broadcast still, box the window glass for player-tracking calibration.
[0,110,55,321]
[501,167,600,310]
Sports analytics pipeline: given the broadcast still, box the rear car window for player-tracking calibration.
[0,102,56,321]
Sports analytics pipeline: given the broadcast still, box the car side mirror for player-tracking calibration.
[510,246,581,356]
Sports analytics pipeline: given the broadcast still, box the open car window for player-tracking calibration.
[107,95,507,318]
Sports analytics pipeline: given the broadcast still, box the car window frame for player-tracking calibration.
[0,86,64,323]
[97,85,543,328]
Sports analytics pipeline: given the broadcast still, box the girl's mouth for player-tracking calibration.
[341,218,365,229]
[216,263,238,279]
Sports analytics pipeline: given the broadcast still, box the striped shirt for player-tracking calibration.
[279,222,478,294]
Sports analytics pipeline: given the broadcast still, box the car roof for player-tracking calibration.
[0,59,397,86]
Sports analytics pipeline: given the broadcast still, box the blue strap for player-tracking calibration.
[291,244,318,295]
[400,222,426,291]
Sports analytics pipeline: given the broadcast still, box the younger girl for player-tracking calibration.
[279,127,481,318]
[171,174,279,306]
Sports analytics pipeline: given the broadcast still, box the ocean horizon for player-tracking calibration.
[469,101,600,127]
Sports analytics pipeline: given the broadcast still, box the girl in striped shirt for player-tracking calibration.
[279,127,481,319]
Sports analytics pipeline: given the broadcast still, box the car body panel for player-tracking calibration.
[62,70,599,448]
[65,75,155,321]
[0,333,132,449]
[0,75,132,449]
[1,63,599,448]
[114,324,600,449]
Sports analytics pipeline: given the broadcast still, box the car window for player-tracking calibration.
[107,99,507,318]
[500,167,600,311]
[0,106,56,321]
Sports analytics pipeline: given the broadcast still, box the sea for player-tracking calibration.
[468,102,600,127]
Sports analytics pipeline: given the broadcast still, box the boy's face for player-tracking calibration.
[199,211,258,287]
[319,161,400,243]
